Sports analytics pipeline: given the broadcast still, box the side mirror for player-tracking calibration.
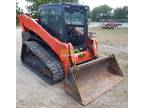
[88,32,96,38]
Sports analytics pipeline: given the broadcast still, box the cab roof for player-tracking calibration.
[39,2,89,9]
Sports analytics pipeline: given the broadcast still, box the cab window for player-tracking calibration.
[39,7,63,36]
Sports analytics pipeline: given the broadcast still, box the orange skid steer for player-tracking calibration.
[19,3,123,105]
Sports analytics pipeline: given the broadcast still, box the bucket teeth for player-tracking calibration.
[64,55,123,105]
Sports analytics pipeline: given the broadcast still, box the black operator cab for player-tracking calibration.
[38,3,89,51]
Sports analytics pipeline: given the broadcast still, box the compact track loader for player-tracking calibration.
[19,3,123,105]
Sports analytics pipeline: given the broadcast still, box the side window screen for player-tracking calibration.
[40,9,48,16]
[40,7,63,37]
[40,9,48,24]
[47,8,61,27]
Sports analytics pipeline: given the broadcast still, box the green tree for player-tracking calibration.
[26,0,79,17]
[113,6,128,19]
[91,5,112,21]
[16,2,23,25]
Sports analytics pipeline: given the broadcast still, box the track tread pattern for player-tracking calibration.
[22,41,64,84]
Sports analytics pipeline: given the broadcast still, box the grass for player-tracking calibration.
[89,27,128,72]
[89,27,128,46]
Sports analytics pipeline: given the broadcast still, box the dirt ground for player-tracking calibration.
[16,27,128,108]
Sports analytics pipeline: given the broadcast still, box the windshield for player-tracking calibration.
[64,8,84,25]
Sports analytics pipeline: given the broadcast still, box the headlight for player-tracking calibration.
[85,6,89,10]
[65,4,70,8]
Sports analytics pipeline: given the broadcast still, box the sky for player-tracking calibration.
[17,0,128,12]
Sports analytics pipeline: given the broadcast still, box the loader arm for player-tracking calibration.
[19,14,71,74]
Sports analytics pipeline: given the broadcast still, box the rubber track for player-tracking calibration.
[22,41,64,84]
